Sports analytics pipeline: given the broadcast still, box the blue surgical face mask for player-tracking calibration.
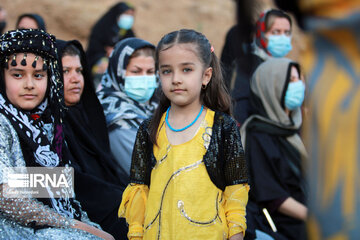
[285,80,305,110]
[267,34,292,57]
[124,75,157,103]
[117,14,134,30]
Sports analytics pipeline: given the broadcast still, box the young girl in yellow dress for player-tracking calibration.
[119,29,249,240]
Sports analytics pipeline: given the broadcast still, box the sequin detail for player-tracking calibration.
[144,159,203,238]
[177,192,221,225]
[0,114,101,239]
[202,127,212,150]
[130,111,248,190]
[154,144,171,169]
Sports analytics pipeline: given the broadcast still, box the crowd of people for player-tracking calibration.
[1,0,350,239]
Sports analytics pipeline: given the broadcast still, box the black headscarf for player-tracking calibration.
[57,39,125,185]
[57,39,128,238]
[16,13,47,31]
[0,29,82,221]
[86,2,135,71]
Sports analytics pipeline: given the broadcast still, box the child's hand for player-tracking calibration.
[229,233,243,240]
[72,219,115,240]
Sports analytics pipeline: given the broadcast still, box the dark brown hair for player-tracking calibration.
[265,9,292,33]
[62,43,81,57]
[148,29,232,145]
[129,47,155,60]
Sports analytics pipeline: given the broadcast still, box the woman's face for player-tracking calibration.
[62,55,84,106]
[122,9,135,16]
[265,17,291,38]
[4,53,48,111]
[17,17,39,29]
[125,55,155,77]
[290,65,300,83]
[117,9,135,30]
[284,65,305,113]
[123,51,156,103]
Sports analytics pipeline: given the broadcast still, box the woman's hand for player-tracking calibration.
[278,197,308,221]
[72,220,115,240]
[229,233,244,240]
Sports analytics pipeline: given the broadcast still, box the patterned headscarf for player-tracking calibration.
[0,29,65,165]
[255,10,269,53]
[254,9,292,59]
[0,29,81,219]
[97,37,157,130]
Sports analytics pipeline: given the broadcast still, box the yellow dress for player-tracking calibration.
[119,109,249,240]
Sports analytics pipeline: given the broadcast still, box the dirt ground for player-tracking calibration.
[1,0,284,56]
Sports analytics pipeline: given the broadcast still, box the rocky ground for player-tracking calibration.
[2,0,283,55]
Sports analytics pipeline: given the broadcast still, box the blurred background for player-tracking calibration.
[1,0,305,60]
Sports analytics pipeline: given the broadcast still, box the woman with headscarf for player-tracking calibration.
[230,9,293,126]
[241,58,308,240]
[16,13,47,31]
[252,9,292,60]
[86,2,135,88]
[97,37,158,185]
[57,39,129,239]
[0,29,113,239]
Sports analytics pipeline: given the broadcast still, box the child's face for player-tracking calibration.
[158,43,212,108]
[4,53,48,111]
[62,55,84,106]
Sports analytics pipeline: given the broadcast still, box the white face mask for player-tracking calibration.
[117,14,134,30]
[124,75,157,102]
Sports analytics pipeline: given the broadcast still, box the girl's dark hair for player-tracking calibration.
[265,9,292,33]
[149,29,232,145]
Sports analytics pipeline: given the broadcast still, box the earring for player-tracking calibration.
[202,84,207,90]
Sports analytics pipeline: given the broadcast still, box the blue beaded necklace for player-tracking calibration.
[165,105,204,132]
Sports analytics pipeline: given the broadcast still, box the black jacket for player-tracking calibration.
[57,39,128,240]
[129,111,248,191]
